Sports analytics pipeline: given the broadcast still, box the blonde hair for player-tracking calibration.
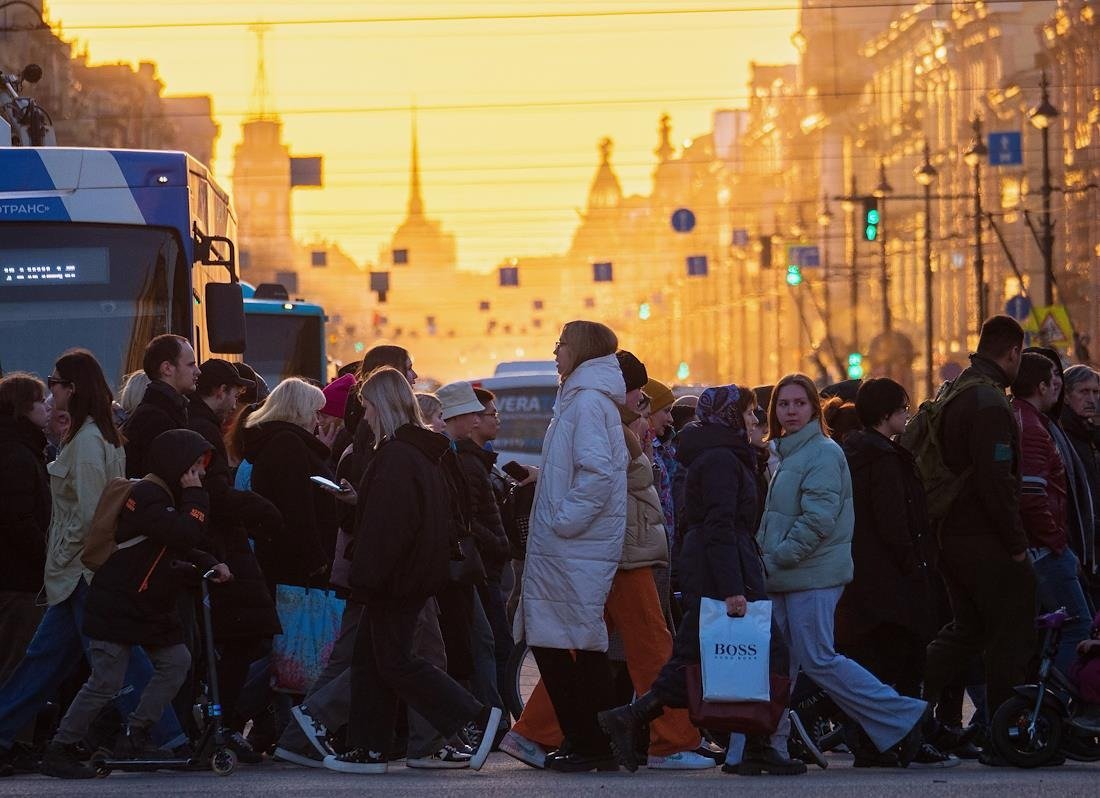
[119,370,151,416]
[559,320,618,379]
[416,392,443,426]
[245,377,325,431]
[360,367,423,447]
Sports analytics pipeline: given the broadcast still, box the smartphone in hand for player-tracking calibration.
[502,461,529,481]
[310,475,347,493]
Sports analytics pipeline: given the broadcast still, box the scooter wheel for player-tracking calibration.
[990,694,1064,768]
[94,763,112,778]
[211,747,237,776]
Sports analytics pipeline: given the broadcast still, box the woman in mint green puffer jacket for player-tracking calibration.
[755,375,929,768]
[756,407,854,593]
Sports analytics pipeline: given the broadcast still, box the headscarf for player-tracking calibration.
[696,385,745,431]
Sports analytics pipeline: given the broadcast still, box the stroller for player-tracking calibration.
[92,569,238,777]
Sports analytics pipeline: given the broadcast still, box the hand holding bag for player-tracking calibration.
[698,597,772,702]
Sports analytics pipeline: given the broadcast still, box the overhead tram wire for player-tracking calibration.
[43,0,1059,31]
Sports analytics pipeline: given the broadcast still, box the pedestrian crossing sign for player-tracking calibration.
[1022,304,1072,346]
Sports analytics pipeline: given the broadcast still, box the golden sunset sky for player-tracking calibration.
[47,1,799,271]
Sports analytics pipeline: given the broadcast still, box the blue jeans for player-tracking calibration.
[1032,548,1093,674]
[0,578,184,750]
[771,587,928,753]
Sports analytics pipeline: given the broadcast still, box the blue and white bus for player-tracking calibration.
[0,146,245,390]
[242,283,327,387]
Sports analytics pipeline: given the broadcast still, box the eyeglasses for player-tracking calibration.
[47,377,73,388]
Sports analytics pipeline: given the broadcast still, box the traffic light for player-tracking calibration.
[639,302,651,321]
[785,264,803,286]
[862,198,880,242]
[847,352,864,380]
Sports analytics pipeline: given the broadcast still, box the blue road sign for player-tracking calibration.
[686,255,708,277]
[1005,293,1032,321]
[671,208,696,233]
[988,131,1023,166]
[593,261,614,282]
[786,245,821,268]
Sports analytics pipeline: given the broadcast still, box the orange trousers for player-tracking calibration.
[512,567,699,757]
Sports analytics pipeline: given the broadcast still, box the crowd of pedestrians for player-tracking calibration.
[2,313,1100,780]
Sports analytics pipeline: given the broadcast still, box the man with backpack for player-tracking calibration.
[914,316,1037,766]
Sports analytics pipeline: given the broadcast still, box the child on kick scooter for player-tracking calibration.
[41,430,232,779]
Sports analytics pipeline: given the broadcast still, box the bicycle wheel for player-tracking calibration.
[990,694,1063,769]
[504,640,540,720]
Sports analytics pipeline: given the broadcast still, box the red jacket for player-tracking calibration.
[1013,398,1068,553]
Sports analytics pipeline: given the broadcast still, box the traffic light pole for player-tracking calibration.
[879,199,891,334]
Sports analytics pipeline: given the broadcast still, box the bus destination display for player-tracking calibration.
[1,248,110,286]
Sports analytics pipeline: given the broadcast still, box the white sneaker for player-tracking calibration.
[498,730,547,769]
[468,706,503,771]
[407,745,471,770]
[273,746,325,769]
[292,704,334,758]
[647,750,718,770]
[323,748,387,775]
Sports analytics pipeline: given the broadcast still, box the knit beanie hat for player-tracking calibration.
[643,379,675,413]
[616,350,649,393]
[320,373,356,419]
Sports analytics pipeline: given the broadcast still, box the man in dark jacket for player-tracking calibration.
[123,334,200,478]
[455,387,514,696]
[1011,353,1092,672]
[187,359,283,760]
[1061,364,1100,600]
[40,430,231,779]
[922,316,1037,765]
[438,381,509,740]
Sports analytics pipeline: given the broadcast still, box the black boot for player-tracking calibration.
[597,691,665,772]
[39,742,95,780]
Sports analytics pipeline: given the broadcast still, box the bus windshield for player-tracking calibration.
[243,313,324,387]
[0,223,188,391]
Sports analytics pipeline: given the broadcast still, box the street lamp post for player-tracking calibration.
[842,174,859,351]
[915,142,938,399]
[963,115,988,328]
[817,191,834,345]
[1029,70,1060,307]
[873,160,894,334]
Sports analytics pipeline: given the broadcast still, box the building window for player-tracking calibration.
[275,271,299,294]
[311,251,327,267]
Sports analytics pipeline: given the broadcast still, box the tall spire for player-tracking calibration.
[248,22,274,120]
[407,107,425,218]
[655,113,673,162]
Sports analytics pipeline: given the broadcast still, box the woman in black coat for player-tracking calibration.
[600,385,800,776]
[838,378,936,698]
[325,367,500,775]
[241,378,339,591]
[0,373,51,684]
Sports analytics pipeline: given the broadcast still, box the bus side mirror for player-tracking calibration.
[206,282,246,354]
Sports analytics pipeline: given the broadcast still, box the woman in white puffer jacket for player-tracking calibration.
[518,320,627,772]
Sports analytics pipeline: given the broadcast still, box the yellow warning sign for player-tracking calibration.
[1022,304,1072,346]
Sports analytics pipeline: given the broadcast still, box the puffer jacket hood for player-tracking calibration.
[146,429,213,503]
[559,354,626,409]
[675,421,756,471]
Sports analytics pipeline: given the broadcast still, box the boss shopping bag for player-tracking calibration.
[698,597,772,702]
[271,585,345,694]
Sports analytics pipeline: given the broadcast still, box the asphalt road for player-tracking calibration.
[1,753,1098,797]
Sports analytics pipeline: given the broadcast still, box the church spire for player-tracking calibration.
[655,113,673,163]
[248,22,275,121]
[407,107,424,219]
